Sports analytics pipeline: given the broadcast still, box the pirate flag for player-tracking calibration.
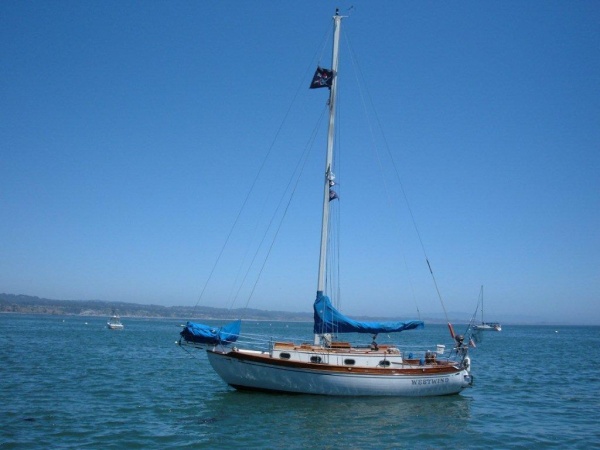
[310,66,333,89]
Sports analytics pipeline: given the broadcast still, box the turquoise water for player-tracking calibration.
[1,314,599,448]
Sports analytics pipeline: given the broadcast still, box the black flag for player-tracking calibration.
[310,66,333,89]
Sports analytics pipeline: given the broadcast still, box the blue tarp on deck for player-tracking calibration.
[180,319,241,345]
[313,293,424,334]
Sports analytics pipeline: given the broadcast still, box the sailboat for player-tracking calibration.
[179,10,473,396]
[473,286,501,331]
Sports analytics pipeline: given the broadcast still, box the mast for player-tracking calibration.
[316,10,343,298]
[480,285,484,323]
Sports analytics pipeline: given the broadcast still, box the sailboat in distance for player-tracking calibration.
[473,286,502,331]
[179,10,473,396]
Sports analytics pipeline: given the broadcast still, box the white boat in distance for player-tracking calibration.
[107,312,124,330]
[473,323,501,331]
[180,10,473,396]
[473,286,501,332]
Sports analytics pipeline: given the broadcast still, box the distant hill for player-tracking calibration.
[1,293,548,325]
[0,293,313,322]
[0,293,450,323]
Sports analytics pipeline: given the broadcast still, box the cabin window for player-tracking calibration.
[344,359,355,365]
[280,353,291,359]
[310,356,322,363]
[379,360,391,367]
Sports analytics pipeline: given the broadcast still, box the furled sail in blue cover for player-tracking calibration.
[313,293,424,334]
[180,320,241,345]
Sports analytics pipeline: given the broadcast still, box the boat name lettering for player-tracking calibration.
[411,378,449,385]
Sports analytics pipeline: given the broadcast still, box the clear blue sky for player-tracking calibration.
[1,1,598,325]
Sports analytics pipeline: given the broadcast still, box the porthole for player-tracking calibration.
[310,356,322,363]
[280,352,291,359]
[379,360,391,367]
[344,359,355,365]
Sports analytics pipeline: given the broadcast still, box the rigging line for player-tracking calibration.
[380,108,450,322]
[333,72,343,311]
[201,33,337,316]
[325,77,344,310]
[325,201,339,304]
[327,201,342,309]
[223,180,274,311]
[343,30,422,321]
[239,105,328,312]
[178,340,207,362]
[464,287,482,333]
[191,47,328,315]
[316,23,333,68]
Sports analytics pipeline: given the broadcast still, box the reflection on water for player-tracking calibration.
[191,387,473,447]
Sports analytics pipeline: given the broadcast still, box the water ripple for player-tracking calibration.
[1,316,599,448]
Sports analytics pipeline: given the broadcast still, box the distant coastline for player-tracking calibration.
[1,293,591,326]
[0,293,458,324]
[0,293,312,322]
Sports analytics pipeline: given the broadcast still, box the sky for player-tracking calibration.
[1,1,599,325]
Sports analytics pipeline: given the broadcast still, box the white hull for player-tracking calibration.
[207,349,471,397]
[473,323,501,332]
[107,316,124,330]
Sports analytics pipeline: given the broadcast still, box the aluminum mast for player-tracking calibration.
[315,10,343,343]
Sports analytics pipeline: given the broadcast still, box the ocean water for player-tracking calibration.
[1,314,599,449]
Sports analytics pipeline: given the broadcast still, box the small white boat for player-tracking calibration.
[107,313,124,330]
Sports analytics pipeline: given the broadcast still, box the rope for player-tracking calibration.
[191,37,331,316]
[242,107,325,311]
[342,30,425,321]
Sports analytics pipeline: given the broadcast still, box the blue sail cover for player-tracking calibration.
[180,320,241,345]
[313,293,424,334]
